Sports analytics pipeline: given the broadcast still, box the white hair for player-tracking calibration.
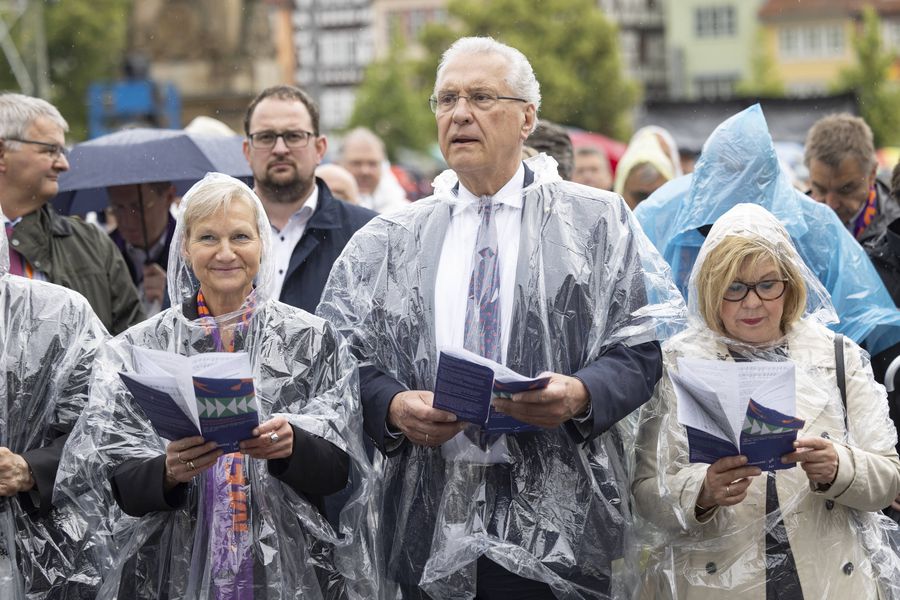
[0,93,68,148]
[435,37,541,126]
[181,175,261,235]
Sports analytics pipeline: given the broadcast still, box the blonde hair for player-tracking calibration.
[696,235,807,337]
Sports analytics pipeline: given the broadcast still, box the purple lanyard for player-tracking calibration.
[195,289,255,598]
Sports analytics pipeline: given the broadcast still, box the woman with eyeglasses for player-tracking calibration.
[55,174,379,599]
[631,203,900,598]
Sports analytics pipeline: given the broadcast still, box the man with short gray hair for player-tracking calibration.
[0,93,143,333]
[319,36,682,598]
[805,113,900,243]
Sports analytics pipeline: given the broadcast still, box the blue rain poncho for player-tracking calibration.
[53,174,380,599]
[0,218,108,598]
[634,104,900,357]
[631,203,900,599]
[317,154,686,598]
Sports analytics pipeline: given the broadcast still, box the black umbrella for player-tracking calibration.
[52,128,253,217]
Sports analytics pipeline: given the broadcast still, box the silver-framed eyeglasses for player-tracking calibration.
[248,130,316,149]
[6,137,68,160]
[723,279,788,302]
[429,91,527,114]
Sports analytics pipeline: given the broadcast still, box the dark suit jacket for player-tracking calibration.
[110,213,176,310]
[20,429,69,517]
[359,165,663,454]
[278,178,376,313]
[108,297,350,518]
[361,344,661,454]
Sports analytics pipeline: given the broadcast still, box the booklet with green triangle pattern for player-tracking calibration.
[671,357,805,471]
[118,346,259,452]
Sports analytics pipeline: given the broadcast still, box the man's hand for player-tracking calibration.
[387,390,466,447]
[142,263,167,304]
[492,373,589,429]
[782,436,839,485]
[0,447,34,496]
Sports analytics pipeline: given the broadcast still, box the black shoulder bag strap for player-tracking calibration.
[834,333,848,431]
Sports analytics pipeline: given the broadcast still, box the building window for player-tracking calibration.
[387,8,448,44]
[883,20,900,50]
[778,24,844,58]
[694,74,738,98]
[694,6,736,38]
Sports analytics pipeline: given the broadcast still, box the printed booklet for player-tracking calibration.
[433,347,549,434]
[119,347,259,452]
[670,357,804,471]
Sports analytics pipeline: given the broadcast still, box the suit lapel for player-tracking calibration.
[507,165,548,371]
[282,180,339,284]
[419,202,452,370]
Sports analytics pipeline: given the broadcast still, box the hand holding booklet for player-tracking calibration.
[670,358,805,471]
[433,348,549,434]
[118,347,260,453]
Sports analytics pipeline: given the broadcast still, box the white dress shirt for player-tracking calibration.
[269,186,318,297]
[434,163,524,365]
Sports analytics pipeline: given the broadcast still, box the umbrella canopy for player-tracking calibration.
[52,128,253,216]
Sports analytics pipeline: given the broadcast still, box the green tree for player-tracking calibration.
[346,36,435,161]
[418,0,638,140]
[833,6,900,147]
[348,0,638,154]
[736,30,785,97]
[0,0,131,140]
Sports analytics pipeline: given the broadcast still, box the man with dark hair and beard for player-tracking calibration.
[242,85,376,312]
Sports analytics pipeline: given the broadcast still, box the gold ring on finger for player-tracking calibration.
[425,433,430,444]
[188,460,196,470]
[725,484,731,496]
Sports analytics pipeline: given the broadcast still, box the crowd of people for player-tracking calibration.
[1,34,900,600]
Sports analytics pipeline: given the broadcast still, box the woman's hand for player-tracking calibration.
[240,417,293,460]
[164,437,222,490]
[696,455,763,511]
[781,436,839,486]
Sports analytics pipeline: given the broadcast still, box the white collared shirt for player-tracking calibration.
[434,164,525,365]
[270,185,319,297]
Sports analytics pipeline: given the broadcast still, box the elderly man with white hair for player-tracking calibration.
[319,36,683,599]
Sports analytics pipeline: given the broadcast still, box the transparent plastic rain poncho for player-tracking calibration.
[631,203,900,599]
[317,154,686,598]
[634,104,900,357]
[54,174,380,599]
[0,219,108,598]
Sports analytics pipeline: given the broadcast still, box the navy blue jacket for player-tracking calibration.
[278,179,376,312]
[110,213,177,311]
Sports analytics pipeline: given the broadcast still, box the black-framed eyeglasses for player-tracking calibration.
[723,279,789,302]
[6,137,68,160]
[429,92,528,114]
[248,130,316,149]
